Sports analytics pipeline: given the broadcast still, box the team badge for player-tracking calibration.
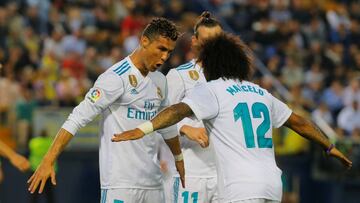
[188,70,199,81]
[87,88,101,103]
[157,87,163,99]
[129,75,138,87]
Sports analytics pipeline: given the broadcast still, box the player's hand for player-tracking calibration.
[112,128,145,142]
[160,160,168,173]
[175,160,185,188]
[180,126,209,148]
[10,153,30,172]
[329,147,352,169]
[27,160,56,194]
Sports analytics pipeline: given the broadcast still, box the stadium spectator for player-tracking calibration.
[337,100,360,135]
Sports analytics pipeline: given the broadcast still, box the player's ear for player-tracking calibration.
[191,35,197,45]
[140,36,150,49]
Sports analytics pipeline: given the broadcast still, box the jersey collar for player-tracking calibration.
[126,56,146,80]
[192,59,203,73]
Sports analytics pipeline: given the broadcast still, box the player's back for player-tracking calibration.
[201,79,292,202]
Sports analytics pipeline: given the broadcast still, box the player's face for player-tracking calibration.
[142,35,176,72]
[192,25,222,57]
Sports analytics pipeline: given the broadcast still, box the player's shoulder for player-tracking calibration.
[168,60,202,82]
[174,60,195,72]
[95,59,129,85]
[243,80,269,93]
[207,78,227,88]
[148,70,166,81]
[109,58,132,78]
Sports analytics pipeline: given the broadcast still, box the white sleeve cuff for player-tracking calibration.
[182,98,203,121]
[158,125,178,140]
[274,110,292,128]
[61,119,80,136]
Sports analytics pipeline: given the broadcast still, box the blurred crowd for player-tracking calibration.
[0,0,359,149]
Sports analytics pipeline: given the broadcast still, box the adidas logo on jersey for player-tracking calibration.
[130,89,138,94]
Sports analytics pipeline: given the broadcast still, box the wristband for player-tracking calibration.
[326,144,335,155]
[137,121,154,134]
[174,153,183,161]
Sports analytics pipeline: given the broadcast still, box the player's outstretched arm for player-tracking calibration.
[27,128,73,194]
[284,113,352,169]
[112,102,194,141]
[152,103,194,130]
[0,140,30,172]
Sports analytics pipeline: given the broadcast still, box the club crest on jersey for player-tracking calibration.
[129,75,137,87]
[157,87,163,99]
[87,88,101,103]
[188,70,199,81]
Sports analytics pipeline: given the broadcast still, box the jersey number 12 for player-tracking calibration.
[233,102,272,148]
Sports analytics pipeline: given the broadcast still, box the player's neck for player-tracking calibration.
[129,49,149,77]
[195,59,203,69]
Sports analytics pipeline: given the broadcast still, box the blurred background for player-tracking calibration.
[0,0,359,202]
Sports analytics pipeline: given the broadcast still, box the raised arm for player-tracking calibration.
[284,112,352,169]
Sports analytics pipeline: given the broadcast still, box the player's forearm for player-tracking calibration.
[284,113,331,150]
[42,128,73,164]
[165,136,182,156]
[0,141,17,160]
[152,103,193,131]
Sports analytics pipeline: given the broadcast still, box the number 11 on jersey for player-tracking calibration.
[182,191,198,203]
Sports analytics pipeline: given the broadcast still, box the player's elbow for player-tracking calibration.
[173,103,194,119]
[284,113,311,132]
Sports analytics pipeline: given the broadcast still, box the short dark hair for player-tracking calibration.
[142,18,179,41]
[198,33,253,81]
[193,11,222,37]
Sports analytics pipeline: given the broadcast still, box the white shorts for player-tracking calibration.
[168,176,218,203]
[231,198,280,203]
[100,188,165,203]
[163,172,174,203]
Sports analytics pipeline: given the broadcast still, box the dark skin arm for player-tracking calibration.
[284,113,352,169]
[152,103,194,131]
[112,103,193,142]
[112,103,352,169]
[164,136,185,188]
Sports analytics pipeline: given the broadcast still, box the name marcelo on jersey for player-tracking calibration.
[226,83,264,96]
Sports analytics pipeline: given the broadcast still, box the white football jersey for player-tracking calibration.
[182,79,292,202]
[62,56,177,189]
[166,59,217,177]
